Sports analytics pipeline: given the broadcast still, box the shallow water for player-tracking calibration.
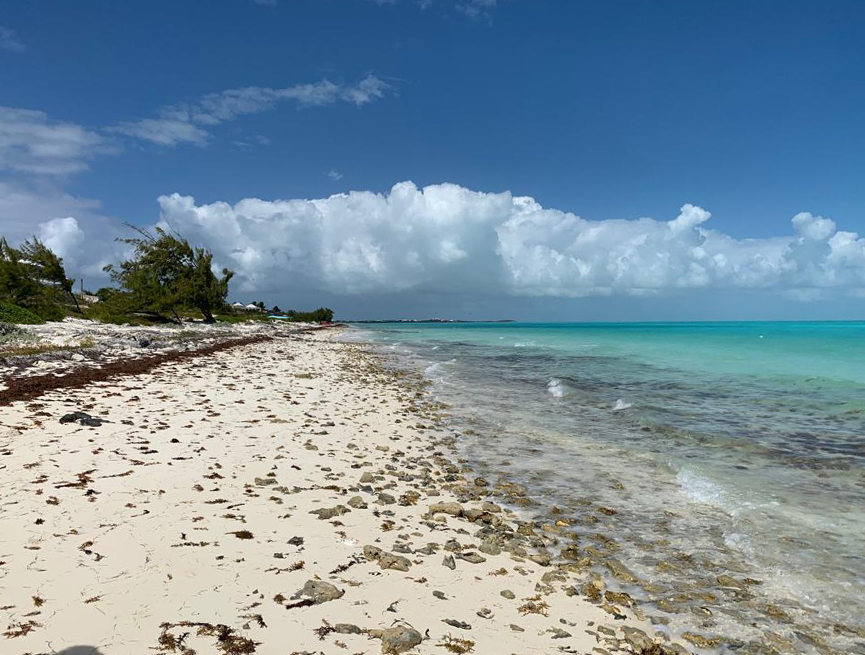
[345,322,865,654]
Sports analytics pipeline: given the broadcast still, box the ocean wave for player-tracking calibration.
[613,398,633,411]
[424,359,457,383]
[676,468,729,509]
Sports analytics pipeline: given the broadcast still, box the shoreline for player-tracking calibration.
[0,324,678,655]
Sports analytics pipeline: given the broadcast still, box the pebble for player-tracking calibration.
[443,618,472,630]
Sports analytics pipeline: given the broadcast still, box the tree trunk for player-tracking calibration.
[201,305,215,323]
[68,290,82,313]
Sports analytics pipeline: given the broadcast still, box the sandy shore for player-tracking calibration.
[0,327,680,655]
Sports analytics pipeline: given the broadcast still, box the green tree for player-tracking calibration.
[0,237,39,305]
[105,226,233,323]
[17,237,81,312]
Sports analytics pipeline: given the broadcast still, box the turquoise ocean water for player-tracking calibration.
[344,322,865,654]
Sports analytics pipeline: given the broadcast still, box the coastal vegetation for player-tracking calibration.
[0,228,335,326]
[104,225,234,323]
[0,236,77,322]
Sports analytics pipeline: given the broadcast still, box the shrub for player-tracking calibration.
[0,302,45,325]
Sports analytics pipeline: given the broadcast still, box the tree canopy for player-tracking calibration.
[0,235,77,319]
[104,226,233,323]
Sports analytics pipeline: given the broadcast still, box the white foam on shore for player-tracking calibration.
[676,468,729,508]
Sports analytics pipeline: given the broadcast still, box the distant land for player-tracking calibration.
[343,319,516,324]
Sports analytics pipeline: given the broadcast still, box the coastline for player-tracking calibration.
[0,323,675,655]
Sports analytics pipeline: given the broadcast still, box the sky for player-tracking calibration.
[1,0,864,320]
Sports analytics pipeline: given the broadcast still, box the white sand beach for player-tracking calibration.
[0,325,674,655]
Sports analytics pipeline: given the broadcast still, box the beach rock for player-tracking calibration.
[428,502,464,517]
[377,492,396,505]
[364,546,411,571]
[549,628,571,639]
[510,624,525,632]
[456,551,486,564]
[443,619,471,630]
[334,623,363,634]
[528,552,551,566]
[681,632,722,648]
[294,579,344,605]
[621,627,654,651]
[501,590,515,600]
[606,591,634,608]
[364,545,384,561]
[310,505,350,520]
[371,625,423,654]
[442,554,456,569]
[360,472,376,484]
[479,539,501,556]
[347,495,368,509]
[433,590,447,600]
[561,545,580,562]
[59,412,106,427]
[605,558,638,583]
[379,552,412,571]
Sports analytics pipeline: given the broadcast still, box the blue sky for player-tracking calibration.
[1,0,864,319]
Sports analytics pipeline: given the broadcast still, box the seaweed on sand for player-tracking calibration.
[158,622,258,654]
[438,635,475,653]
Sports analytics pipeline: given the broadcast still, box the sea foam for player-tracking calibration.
[547,378,566,397]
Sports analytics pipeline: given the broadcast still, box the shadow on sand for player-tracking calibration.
[54,648,105,655]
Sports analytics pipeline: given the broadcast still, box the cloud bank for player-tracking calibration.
[130,182,863,300]
[7,182,865,303]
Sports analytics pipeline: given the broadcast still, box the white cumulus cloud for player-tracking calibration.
[141,182,865,299]
[6,182,864,303]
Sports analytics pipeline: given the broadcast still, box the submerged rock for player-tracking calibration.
[621,627,654,651]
